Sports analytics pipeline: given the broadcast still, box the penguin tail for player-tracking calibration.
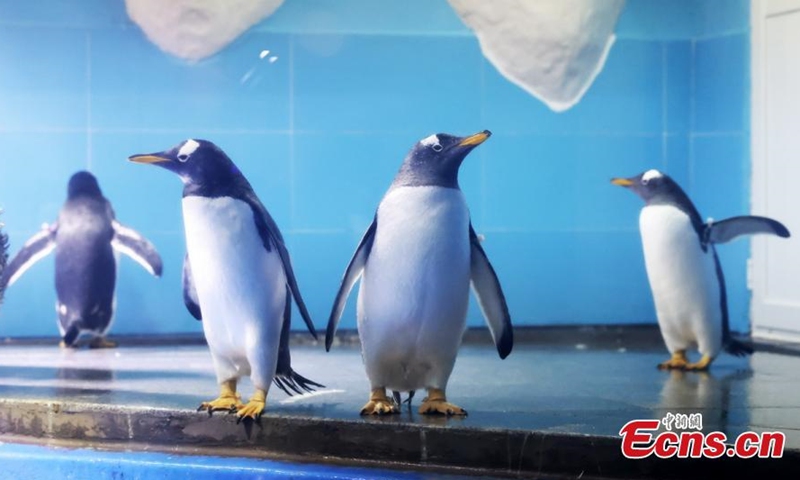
[273,368,325,397]
[725,338,755,357]
[62,324,81,347]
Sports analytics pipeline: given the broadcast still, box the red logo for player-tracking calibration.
[620,413,785,459]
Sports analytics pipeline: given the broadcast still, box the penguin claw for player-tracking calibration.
[418,399,468,416]
[684,355,713,371]
[89,338,117,349]
[657,351,689,370]
[236,400,265,423]
[197,395,244,414]
[657,360,687,370]
[359,400,399,415]
[361,388,400,415]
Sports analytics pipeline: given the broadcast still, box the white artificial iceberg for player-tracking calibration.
[125,0,285,62]
[448,0,626,112]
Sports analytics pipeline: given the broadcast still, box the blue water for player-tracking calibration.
[0,442,469,480]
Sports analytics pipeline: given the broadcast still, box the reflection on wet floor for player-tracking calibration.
[0,339,796,450]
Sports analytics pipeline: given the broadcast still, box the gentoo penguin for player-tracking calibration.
[326,130,513,416]
[129,139,322,421]
[612,169,790,370]
[0,171,163,348]
[0,212,8,304]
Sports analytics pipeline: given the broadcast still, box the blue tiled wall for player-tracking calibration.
[0,0,752,338]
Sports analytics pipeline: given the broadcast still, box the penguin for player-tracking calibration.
[0,171,163,348]
[0,210,8,305]
[129,139,323,421]
[326,130,513,416]
[611,169,790,370]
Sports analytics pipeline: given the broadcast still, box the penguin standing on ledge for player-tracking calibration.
[129,139,322,422]
[0,210,8,305]
[612,169,790,370]
[326,130,513,416]
[0,171,163,348]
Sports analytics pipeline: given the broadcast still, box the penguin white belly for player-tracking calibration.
[639,205,722,357]
[358,186,471,392]
[182,196,285,388]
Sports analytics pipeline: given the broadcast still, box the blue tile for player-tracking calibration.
[458,142,486,226]
[482,134,662,231]
[0,132,87,236]
[690,133,747,220]
[260,0,470,36]
[698,0,750,37]
[665,41,692,133]
[664,134,690,190]
[0,252,58,338]
[283,232,364,332]
[91,132,291,236]
[616,0,700,40]
[694,34,748,133]
[717,239,750,334]
[0,0,131,28]
[483,39,663,134]
[293,132,414,231]
[0,131,88,337]
[0,26,87,130]
[293,34,483,133]
[113,232,198,335]
[464,231,655,326]
[89,29,291,131]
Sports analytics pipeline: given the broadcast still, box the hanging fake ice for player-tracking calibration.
[125,0,284,62]
[448,0,626,112]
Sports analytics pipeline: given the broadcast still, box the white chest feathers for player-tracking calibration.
[370,186,471,281]
[639,205,722,354]
[181,196,285,353]
[360,187,471,338]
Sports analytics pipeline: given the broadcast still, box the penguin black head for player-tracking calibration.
[67,171,103,199]
[128,139,244,191]
[392,130,491,189]
[611,169,689,206]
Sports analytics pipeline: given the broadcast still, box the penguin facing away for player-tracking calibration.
[326,130,513,416]
[612,169,790,370]
[129,139,322,421]
[0,171,163,348]
[0,210,8,305]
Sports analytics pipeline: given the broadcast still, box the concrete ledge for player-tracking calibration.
[0,398,797,479]
[0,327,796,478]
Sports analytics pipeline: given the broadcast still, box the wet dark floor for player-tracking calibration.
[0,333,796,451]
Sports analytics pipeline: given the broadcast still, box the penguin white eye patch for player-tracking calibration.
[642,169,663,183]
[177,139,200,162]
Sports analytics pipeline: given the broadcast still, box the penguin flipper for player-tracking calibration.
[706,215,791,245]
[111,220,163,277]
[469,224,513,359]
[275,285,325,396]
[325,216,377,351]
[0,223,57,289]
[182,254,202,320]
[244,193,318,340]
